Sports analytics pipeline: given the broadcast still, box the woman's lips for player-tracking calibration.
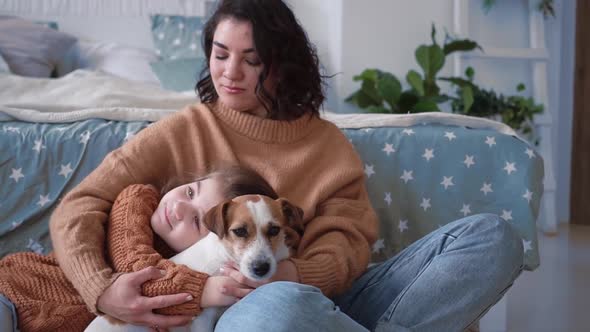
[222,85,245,94]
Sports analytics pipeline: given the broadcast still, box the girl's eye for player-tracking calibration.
[215,55,228,60]
[194,216,199,225]
[187,186,194,199]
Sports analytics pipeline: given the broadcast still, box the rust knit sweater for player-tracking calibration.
[0,184,205,331]
[50,101,379,314]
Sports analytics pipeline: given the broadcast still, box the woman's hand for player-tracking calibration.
[201,275,253,307]
[219,260,300,299]
[97,267,194,330]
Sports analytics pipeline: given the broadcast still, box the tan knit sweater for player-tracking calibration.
[50,101,379,314]
[0,184,198,331]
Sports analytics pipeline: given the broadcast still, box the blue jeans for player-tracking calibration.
[215,214,524,332]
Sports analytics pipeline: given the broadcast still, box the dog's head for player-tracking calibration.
[202,194,304,281]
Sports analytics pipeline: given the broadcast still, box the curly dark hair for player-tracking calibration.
[196,0,325,121]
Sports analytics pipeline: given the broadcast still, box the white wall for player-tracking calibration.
[289,0,573,224]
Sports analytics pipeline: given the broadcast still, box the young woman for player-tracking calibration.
[0,166,278,332]
[48,1,524,331]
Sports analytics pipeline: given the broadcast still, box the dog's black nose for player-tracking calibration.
[253,262,270,277]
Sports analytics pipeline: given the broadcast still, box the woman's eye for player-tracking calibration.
[215,55,228,60]
[232,227,248,238]
[194,216,199,225]
[187,186,194,199]
[246,59,262,66]
[267,226,280,237]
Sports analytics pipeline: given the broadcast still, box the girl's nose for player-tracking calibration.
[172,201,198,222]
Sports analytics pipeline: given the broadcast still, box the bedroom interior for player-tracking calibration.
[0,0,587,331]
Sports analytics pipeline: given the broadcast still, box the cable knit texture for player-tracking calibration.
[49,101,379,313]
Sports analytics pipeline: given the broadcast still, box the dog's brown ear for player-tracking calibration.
[203,200,231,238]
[277,198,305,248]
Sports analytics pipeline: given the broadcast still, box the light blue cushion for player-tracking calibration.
[150,57,205,92]
[150,14,204,60]
[341,124,543,271]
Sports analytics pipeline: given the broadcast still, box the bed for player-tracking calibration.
[0,1,542,271]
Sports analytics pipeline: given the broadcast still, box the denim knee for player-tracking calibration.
[469,213,524,275]
[215,282,325,331]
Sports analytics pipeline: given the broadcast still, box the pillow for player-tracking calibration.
[0,16,77,77]
[57,40,161,84]
[150,14,204,60]
[0,53,10,73]
[150,57,205,92]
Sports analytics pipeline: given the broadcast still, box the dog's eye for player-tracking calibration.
[267,226,280,237]
[232,227,248,238]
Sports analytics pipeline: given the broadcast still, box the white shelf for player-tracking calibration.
[464,47,549,61]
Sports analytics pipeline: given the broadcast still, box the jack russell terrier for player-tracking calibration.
[85,194,304,332]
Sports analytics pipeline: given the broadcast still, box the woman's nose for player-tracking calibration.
[172,201,198,222]
[223,58,243,81]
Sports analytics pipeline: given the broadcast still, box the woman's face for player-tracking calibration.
[151,177,224,252]
[209,18,275,117]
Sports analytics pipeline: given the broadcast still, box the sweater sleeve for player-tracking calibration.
[49,105,214,314]
[108,184,209,316]
[286,124,379,298]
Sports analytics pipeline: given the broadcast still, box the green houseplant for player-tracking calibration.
[346,25,544,144]
[345,25,481,114]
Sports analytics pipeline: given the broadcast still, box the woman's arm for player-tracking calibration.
[107,184,208,316]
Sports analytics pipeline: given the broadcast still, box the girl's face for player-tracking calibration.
[209,18,276,117]
[151,177,225,252]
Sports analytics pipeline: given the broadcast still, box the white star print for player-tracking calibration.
[420,198,431,211]
[32,139,46,153]
[384,192,392,206]
[402,129,415,136]
[158,32,165,40]
[155,49,161,55]
[481,182,493,195]
[9,168,24,183]
[523,239,532,253]
[463,155,475,168]
[362,128,373,133]
[501,210,513,221]
[173,38,181,45]
[400,170,414,183]
[5,126,20,133]
[37,194,50,207]
[190,43,197,50]
[485,136,497,147]
[382,143,396,156]
[444,131,456,141]
[364,164,375,178]
[10,220,23,230]
[164,17,170,23]
[460,204,471,216]
[372,238,385,254]
[525,148,535,159]
[423,148,434,161]
[441,176,455,190]
[59,163,73,178]
[79,131,91,144]
[523,189,533,203]
[178,23,184,29]
[398,219,409,233]
[503,162,517,175]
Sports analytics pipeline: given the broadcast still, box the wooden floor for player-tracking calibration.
[506,223,590,331]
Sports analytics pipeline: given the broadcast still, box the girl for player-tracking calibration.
[0,166,278,332]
